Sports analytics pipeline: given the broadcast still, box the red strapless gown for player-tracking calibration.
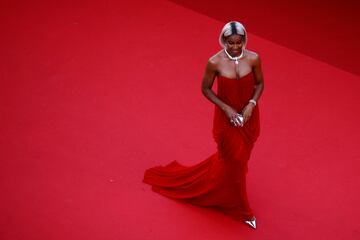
[143,72,260,221]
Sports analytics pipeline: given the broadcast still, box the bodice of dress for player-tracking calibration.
[216,72,255,112]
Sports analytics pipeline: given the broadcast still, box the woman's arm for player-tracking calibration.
[241,54,264,122]
[201,60,225,109]
[251,54,264,102]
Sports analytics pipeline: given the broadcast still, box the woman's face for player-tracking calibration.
[225,34,243,55]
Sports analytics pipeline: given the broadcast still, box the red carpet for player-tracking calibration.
[1,1,359,239]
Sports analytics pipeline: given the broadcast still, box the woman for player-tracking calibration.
[143,21,264,229]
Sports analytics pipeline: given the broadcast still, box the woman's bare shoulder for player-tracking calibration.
[245,49,260,61]
[208,49,225,65]
[245,49,259,58]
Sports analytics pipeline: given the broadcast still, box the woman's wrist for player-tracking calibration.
[248,99,256,106]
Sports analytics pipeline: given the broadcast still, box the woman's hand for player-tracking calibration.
[223,105,243,127]
[241,103,255,123]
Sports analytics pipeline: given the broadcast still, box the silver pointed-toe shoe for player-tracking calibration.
[244,217,256,229]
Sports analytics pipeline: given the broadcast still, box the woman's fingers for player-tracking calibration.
[230,117,239,126]
[230,114,244,127]
[231,117,237,125]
